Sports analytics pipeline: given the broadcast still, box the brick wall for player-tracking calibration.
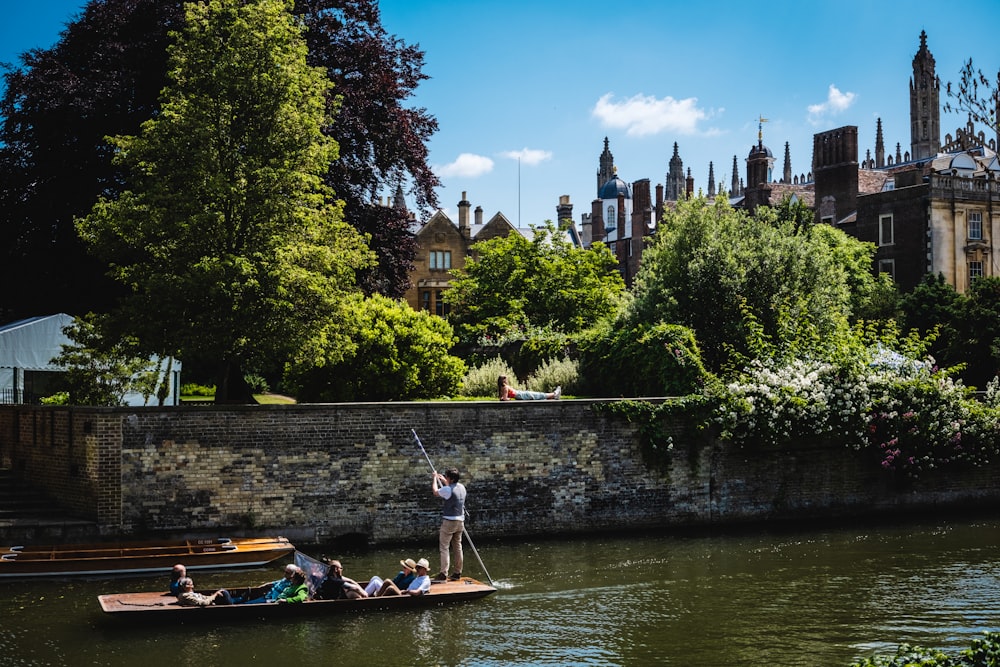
[2,401,999,543]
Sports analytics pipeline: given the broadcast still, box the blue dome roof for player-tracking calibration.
[748,143,773,159]
[599,175,631,200]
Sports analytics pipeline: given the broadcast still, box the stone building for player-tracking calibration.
[403,191,525,314]
[580,139,664,287]
[816,32,1000,293]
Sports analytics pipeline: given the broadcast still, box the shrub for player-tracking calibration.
[180,383,216,397]
[850,631,1000,666]
[459,356,517,398]
[710,348,1000,479]
[40,392,70,405]
[578,319,707,397]
[285,294,464,402]
[244,374,269,395]
[526,356,580,394]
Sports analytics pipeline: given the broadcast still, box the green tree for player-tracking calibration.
[578,319,706,397]
[284,294,464,402]
[950,276,1000,389]
[50,314,164,406]
[810,222,899,322]
[630,197,860,374]
[76,0,373,402]
[445,220,625,343]
[899,273,962,367]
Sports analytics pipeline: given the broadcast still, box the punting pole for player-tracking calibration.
[411,429,494,586]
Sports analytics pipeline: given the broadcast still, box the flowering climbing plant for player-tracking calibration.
[712,351,1000,479]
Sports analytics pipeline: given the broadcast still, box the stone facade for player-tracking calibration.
[4,401,1000,545]
[403,191,522,314]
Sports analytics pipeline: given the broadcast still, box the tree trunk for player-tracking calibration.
[214,361,256,404]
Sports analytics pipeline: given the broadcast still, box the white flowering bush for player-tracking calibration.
[712,349,1000,479]
[714,358,871,448]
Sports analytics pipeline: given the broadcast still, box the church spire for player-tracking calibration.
[875,118,885,168]
[783,142,791,184]
[666,142,685,201]
[731,155,740,196]
[707,162,716,198]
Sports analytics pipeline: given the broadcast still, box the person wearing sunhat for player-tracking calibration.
[364,557,418,597]
[378,558,432,596]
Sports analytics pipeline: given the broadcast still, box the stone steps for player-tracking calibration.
[0,468,96,543]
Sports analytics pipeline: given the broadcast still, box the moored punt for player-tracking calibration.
[0,537,294,578]
[98,577,497,622]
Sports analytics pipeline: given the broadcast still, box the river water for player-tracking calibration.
[2,515,999,667]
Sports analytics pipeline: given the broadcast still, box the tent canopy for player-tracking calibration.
[0,313,75,371]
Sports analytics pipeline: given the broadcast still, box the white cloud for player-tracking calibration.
[500,148,553,165]
[592,93,710,136]
[807,84,857,125]
[435,153,494,178]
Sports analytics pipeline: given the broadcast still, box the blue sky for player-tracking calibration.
[4,1,1000,229]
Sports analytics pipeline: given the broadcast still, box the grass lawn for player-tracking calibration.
[179,393,297,404]
[254,393,296,405]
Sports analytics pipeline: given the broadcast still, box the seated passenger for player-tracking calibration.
[233,563,299,604]
[169,563,186,595]
[275,569,309,604]
[365,557,417,597]
[315,559,367,600]
[175,577,234,606]
[378,558,432,596]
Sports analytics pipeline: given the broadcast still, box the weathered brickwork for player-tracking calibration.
[2,401,1000,543]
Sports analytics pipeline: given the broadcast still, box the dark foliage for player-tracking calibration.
[298,0,437,296]
[0,0,435,320]
[0,0,181,320]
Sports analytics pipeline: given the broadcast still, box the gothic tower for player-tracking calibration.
[707,161,716,198]
[731,155,740,196]
[909,30,940,161]
[665,142,685,201]
[597,137,615,196]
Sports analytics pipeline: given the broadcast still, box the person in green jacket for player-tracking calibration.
[276,569,309,604]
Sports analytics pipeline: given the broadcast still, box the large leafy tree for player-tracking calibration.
[0,0,435,321]
[77,0,372,402]
[630,197,863,374]
[445,221,626,344]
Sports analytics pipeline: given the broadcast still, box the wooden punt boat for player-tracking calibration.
[0,537,294,578]
[97,577,497,622]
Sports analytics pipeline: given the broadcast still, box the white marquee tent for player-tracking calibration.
[0,313,181,406]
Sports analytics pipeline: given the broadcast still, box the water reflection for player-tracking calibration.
[2,516,999,666]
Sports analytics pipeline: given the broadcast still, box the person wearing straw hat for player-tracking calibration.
[378,558,432,596]
[364,557,418,597]
[432,467,466,581]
